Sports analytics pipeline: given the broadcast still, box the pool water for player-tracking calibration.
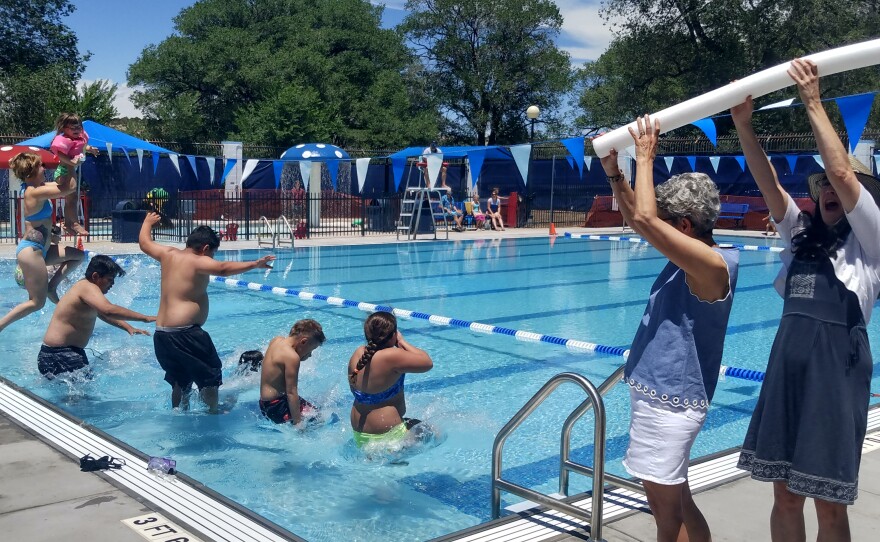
[1,236,878,542]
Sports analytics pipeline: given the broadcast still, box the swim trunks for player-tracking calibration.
[352,418,424,448]
[38,344,89,378]
[258,394,318,424]
[153,324,223,390]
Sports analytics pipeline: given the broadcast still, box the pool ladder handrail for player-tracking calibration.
[492,366,642,542]
[275,214,295,248]
[257,216,276,248]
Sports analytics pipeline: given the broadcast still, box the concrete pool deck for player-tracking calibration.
[5,226,876,541]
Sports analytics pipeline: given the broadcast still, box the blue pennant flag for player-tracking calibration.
[785,155,799,175]
[273,160,285,188]
[566,156,574,170]
[560,137,585,178]
[687,156,697,172]
[691,118,717,147]
[391,156,407,191]
[186,155,198,180]
[221,158,237,182]
[835,93,876,153]
[466,149,487,189]
[326,160,340,190]
[152,153,160,175]
[735,156,746,172]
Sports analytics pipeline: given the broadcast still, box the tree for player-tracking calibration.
[128,0,438,150]
[577,0,880,135]
[0,1,116,133]
[0,0,80,76]
[400,0,573,145]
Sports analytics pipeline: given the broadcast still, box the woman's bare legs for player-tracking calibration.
[45,244,84,303]
[771,482,806,542]
[814,498,850,542]
[642,480,711,542]
[0,249,49,332]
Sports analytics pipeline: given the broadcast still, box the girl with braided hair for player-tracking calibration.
[348,312,434,449]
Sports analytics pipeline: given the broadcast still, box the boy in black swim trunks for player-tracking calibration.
[259,319,325,425]
[139,213,275,412]
[39,255,155,379]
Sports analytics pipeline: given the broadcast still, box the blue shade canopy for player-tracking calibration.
[17,120,173,154]
[280,143,350,161]
[387,145,513,160]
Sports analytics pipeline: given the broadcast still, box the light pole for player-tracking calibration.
[526,105,540,142]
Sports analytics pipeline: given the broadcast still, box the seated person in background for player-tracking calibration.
[39,255,155,379]
[486,188,505,230]
[469,194,487,229]
[440,188,464,232]
[237,350,263,374]
[349,311,434,449]
[259,319,326,425]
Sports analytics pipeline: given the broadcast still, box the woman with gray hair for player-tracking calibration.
[600,115,739,542]
[732,59,880,541]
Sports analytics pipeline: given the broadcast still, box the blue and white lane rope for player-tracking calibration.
[564,232,784,253]
[82,250,765,383]
[208,275,765,383]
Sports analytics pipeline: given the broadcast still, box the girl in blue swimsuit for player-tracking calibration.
[348,311,434,449]
[0,153,84,333]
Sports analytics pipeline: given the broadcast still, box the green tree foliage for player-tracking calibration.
[577,0,880,134]
[0,1,117,132]
[400,0,573,145]
[128,0,438,150]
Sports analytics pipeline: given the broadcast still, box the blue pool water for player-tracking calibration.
[1,235,878,542]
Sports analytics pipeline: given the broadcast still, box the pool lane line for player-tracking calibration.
[564,232,784,253]
[207,275,767,384]
[81,250,767,383]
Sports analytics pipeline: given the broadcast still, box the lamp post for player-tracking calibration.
[526,105,540,142]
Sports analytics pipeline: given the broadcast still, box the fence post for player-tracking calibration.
[361,195,366,236]
[244,190,250,240]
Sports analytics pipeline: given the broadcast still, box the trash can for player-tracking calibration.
[112,201,147,243]
[366,198,395,231]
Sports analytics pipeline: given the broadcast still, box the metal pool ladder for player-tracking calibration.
[491,366,642,542]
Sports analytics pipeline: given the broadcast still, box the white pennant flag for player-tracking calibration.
[356,158,370,193]
[168,153,181,175]
[664,156,675,173]
[241,159,259,182]
[105,142,113,163]
[425,153,443,188]
[510,144,532,185]
[299,160,312,190]
[206,157,216,185]
[136,148,144,171]
[875,155,880,176]
[813,155,825,169]
[757,98,795,111]
[709,156,721,173]
[584,157,591,172]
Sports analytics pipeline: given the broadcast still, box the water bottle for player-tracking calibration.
[147,456,176,478]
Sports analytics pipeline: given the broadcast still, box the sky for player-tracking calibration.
[66,0,614,118]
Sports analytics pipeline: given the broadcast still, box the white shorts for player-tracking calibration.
[622,389,707,485]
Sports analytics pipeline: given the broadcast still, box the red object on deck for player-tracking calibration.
[505,192,518,227]
[0,145,60,169]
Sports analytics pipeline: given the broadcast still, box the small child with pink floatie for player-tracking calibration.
[50,113,98,236]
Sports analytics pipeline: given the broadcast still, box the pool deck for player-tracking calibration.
[6,226,875,541]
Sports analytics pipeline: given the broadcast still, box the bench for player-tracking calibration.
[718,203,749,229]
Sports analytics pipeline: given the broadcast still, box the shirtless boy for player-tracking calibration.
[259,319,325,425]
[39,255,155,379]
[139,213,275,412]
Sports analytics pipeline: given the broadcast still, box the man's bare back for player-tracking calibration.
[156,248,212,327]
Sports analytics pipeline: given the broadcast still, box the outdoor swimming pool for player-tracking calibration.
[1,235,878,542]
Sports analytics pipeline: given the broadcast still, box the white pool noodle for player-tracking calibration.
[592,38,880,158]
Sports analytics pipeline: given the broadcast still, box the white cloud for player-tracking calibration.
[556,0,615,64]
[113,83,143,118]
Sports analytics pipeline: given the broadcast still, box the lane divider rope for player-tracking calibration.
[564,232,784,253]
[83,250,765,383]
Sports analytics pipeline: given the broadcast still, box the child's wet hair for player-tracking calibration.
[55,112,83,133]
